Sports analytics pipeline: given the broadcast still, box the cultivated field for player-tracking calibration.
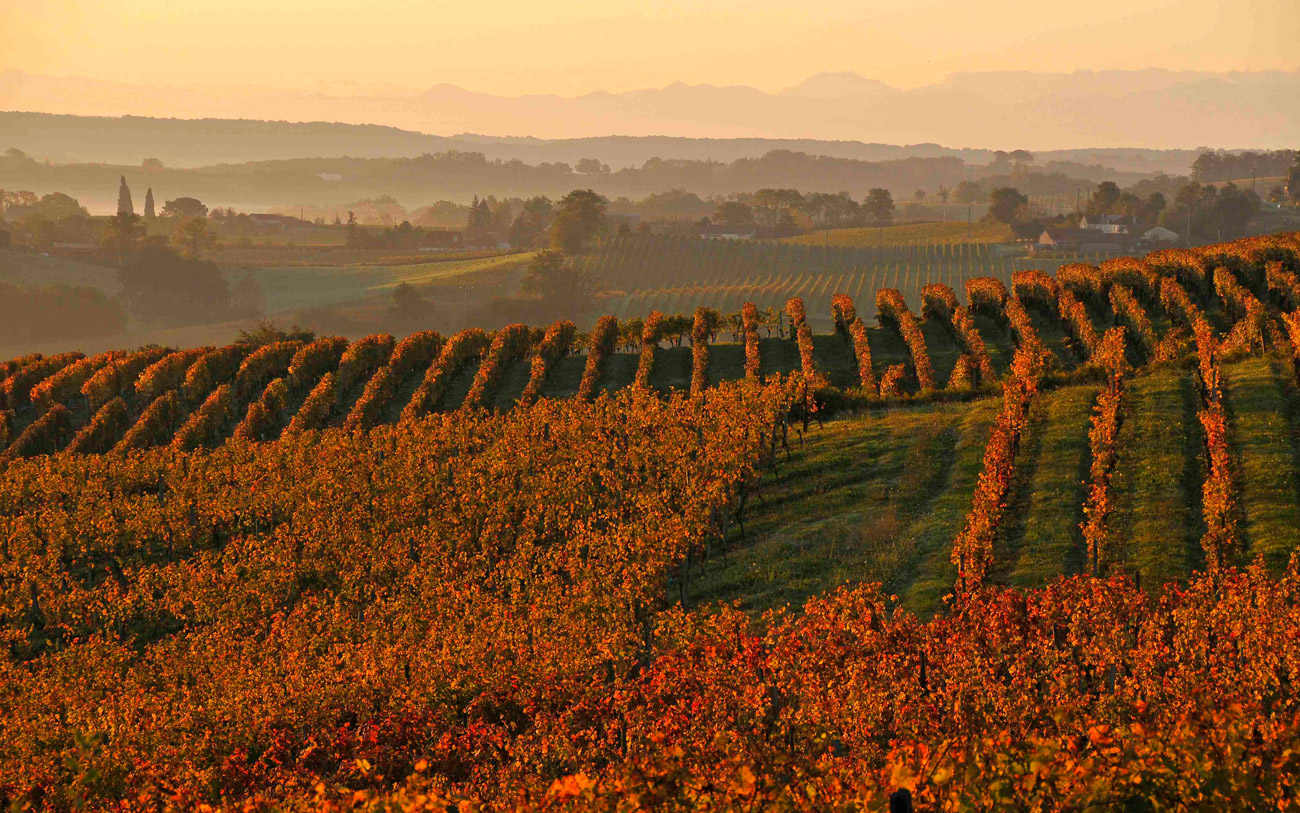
[778,219,1013,247]
[579,233,1107,328]
[4,230,1300,807]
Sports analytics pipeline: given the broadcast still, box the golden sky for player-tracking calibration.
[3,0,1297,95]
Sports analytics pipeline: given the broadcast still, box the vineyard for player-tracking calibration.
[4,231,1300,808]
[578,233,1107,328]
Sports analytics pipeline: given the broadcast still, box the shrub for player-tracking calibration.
[172,384,237,451]
[519,320,576,406]
[2,404,71,460]
[463,324,531,411]
[634,311,667,389]
[234,378,291,442]
[690,308,710,398]
[115,392,182,452]
[135,348,209,402]
[285,374,336,435]
[401,329,490,421]
[67,397,130,455]
[287,336,349,390]
[965,276,1008,318]
[2,352,83,410]
[183,346,248,403]
[577,316,619,401]
[30,352,121,411]
[875,289,935,391]
[81,347,170,409]
[335,334,395,396]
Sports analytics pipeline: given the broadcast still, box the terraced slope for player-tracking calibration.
[577,234,1109,329]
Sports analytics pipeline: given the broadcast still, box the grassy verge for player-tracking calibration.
[687,401,984,614]
[899,398,1001,614]
[1221,356,1300,570]
[647,346,693,394]
[537,355,586,400]
[996,384,1098,587]
[1108,364,1202,584]
[810,334,859,389]
[756,337,800,378]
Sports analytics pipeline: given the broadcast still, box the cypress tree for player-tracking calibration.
[144,188,155,219]
[117,176,134,217]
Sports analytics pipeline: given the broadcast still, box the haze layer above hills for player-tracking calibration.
[3,68,1297,159]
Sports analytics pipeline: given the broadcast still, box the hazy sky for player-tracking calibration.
[3,0,1297,95]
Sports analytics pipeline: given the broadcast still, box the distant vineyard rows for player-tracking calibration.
[577,233,1107,325]
[0,232,1297,464]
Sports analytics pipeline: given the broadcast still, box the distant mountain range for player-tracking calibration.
[1,68,1297,164]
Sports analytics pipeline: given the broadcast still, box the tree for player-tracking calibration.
[161,197,208,220]
[521,248,599,307]
[863,188,895,226]
[751,188,804,229]
[33,192,89,221]
[142,157,164,169]
[952,181,983,204]
[117,176,134,217]
[1141,192,1166,223]
[346,211,361,247]
[713,201,754,226]
[802,192,857,228]
[550,189,607,254]
[576,158,610,175]
[174,217,217,257]
[99,213,147,262]
[937,185,951,204]
[914,189,926,202]
[1087,182,1122,215]
[1288,159,1300,204]
[987,187,1029,224]
[390,282,434,326]
[144,188,156,219]
[116,245,231,323]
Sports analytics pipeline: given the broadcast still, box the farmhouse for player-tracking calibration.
[1079,214,1133,233]
[1037,227,1141,253]
[248,213,313,230]
[1143,225,1179,244]
[419,230,465,251]
[700,224,758,240]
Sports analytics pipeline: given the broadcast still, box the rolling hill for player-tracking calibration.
[4,229,1300,808]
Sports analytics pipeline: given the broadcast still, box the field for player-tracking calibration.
[779,219,1014,247]
[3,231,1300,808]
[0,249,121,295]
[579,233,1106,329]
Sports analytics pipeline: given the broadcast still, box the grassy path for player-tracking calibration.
[756,337,800,378]
[900,398,1001,614]
[996,384,1098,587]
[688,401,990,614]
[537,355,586,400]
[1108,365,1202,584]
[647,347,692,394]
[488,356,532,411]
[1221,357,1300,570]
[437,358,481,412]
[810,334,859,389]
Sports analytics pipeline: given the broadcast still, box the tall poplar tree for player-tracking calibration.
[117,176,135,217]
[144,188,156,219]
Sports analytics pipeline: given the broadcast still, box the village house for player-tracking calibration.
[1079,214,1134,233]
[700,224,758,240]
[419,230,465,251]
[248,213,314,231]
[1037,227,1142,254]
